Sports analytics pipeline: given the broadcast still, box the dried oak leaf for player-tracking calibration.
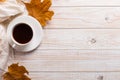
[0,0,5,2]
[24,0,54,27]
[3,63,31,80]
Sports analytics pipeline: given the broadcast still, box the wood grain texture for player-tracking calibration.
[8,59,120,71]
[52,0,120,6]
[30,72,120,80]
[25,0,120,6]
[39,29,120,49]
[15,50,120,60]
[46,7,120,29]
[11,50,120,72]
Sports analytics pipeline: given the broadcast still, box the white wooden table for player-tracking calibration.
[8,0,120,80]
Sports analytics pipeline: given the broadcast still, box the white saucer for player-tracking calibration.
[7,15,43,52]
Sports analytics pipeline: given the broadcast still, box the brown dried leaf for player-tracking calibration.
[2,63,31,80]
[24,0,54,27]
[0,0,5,2]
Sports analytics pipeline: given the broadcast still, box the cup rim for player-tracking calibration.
[11,23,34,46]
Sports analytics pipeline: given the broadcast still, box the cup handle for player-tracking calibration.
[12,44,16,48]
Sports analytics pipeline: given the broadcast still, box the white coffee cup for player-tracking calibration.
[9,22,34,49]
[7,15,43,52]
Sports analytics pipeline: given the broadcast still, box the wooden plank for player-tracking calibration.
[24,0,120,6]
[8,59,120,71]
[52,0,120,6]
[30,72,120,80]
[15,50,120,60]
[46,7,120,29]
[37,29,120,50]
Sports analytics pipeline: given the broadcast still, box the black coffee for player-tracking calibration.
[13,23,33,44]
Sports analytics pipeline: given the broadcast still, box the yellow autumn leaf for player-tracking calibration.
[24,0,54,27]
[3,63,31,80]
